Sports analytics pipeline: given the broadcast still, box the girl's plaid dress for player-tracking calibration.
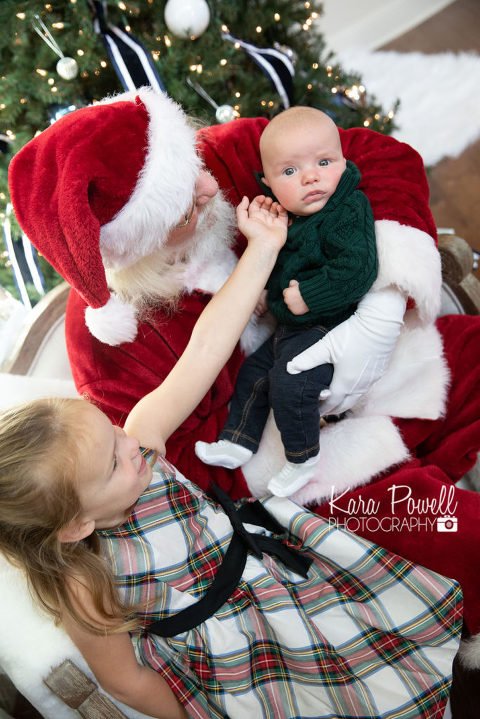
[98,457,462,719]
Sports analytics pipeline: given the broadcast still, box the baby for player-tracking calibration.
[196,106,377,497]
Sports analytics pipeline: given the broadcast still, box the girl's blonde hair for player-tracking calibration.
[0,397,137,634]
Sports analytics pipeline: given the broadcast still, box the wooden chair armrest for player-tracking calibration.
[438,233,480,315]
[2,282,70,375]
[44,660,128,719]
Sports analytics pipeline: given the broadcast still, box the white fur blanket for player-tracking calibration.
[0,547,152,718]
[336,50,480,166]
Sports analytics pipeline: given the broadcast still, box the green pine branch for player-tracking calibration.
[0,0,398,301]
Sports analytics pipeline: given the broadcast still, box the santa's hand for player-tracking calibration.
[287,287,407,415]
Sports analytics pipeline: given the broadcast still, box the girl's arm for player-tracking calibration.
[125,196,287,452]
[63,585,187,719]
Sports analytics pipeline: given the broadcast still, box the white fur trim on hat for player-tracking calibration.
[99,87,201,270]
[85,293,138,346]
[372,220,442,324]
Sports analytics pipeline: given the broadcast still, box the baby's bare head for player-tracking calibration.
[260,107,342,174]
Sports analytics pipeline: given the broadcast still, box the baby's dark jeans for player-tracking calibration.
[220,325,333,463]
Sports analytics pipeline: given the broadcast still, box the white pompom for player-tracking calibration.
[85,294,138,346]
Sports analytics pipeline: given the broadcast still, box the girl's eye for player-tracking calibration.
[318,159,330,167]
[283,167,296,176]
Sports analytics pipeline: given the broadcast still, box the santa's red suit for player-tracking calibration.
[66,117,480,630]
[9,93,480,633]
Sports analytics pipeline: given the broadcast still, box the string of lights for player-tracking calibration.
[0,0,398,301]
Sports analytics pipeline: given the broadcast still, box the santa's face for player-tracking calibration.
[105,171,236,307]
[165,170,219,249]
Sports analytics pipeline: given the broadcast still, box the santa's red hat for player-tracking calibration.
[8,88,200,345]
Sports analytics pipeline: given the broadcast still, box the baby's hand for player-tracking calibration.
[254,289,268,317]
[236,195,288,251]
[283,280,309,315]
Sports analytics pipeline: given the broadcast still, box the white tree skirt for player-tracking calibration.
[335,50,480,166]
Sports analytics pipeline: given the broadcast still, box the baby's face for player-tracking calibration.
[261,121,346,216]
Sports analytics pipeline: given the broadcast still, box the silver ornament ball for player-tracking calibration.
[215,105,236,124]
[164,0,210,40]
[56,56,79,81]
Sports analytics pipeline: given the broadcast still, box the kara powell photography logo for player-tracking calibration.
[328,484,458,533]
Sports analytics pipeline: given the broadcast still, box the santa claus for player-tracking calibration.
[8,88,480,637]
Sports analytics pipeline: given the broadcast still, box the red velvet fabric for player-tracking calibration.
[66,289,249,500]
[196,118,437,251]
[9,102,149,309]
[309,314,480,634]
[66,119,480,630]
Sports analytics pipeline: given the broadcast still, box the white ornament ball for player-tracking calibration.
[56,56,79,81]
[164,0,210,40]
[215,105,236,124]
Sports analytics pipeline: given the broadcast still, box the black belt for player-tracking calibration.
[148,484,312,638]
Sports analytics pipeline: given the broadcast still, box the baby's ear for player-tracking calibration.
[58,518,95,544]
[261,176,271,188]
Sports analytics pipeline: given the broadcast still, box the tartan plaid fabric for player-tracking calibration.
[98,458,462,719]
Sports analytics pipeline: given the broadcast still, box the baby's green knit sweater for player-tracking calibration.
[266,160,377,328]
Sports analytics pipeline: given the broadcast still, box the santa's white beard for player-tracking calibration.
[181,191,237,277]
[105,192,237,310]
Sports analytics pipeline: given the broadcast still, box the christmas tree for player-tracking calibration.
[0,0,397,303]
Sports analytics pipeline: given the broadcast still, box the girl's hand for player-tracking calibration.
[126,196,287,449]
[236,195,288,251]
[283,279,309,315]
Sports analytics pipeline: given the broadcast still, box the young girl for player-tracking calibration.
[0,197,461,719]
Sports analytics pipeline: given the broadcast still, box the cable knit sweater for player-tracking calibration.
[266,160,377,328]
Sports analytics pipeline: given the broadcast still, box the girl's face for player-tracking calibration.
[75,403,152,531]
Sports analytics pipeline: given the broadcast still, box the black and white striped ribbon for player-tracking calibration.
[222,32,295,108]
[89,0,166,93]
[2,206,47,307]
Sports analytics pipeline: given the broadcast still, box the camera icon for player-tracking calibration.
[436,516,458,532]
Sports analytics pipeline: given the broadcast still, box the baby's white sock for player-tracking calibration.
[195,439,253,469]
[267,454,320,498]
